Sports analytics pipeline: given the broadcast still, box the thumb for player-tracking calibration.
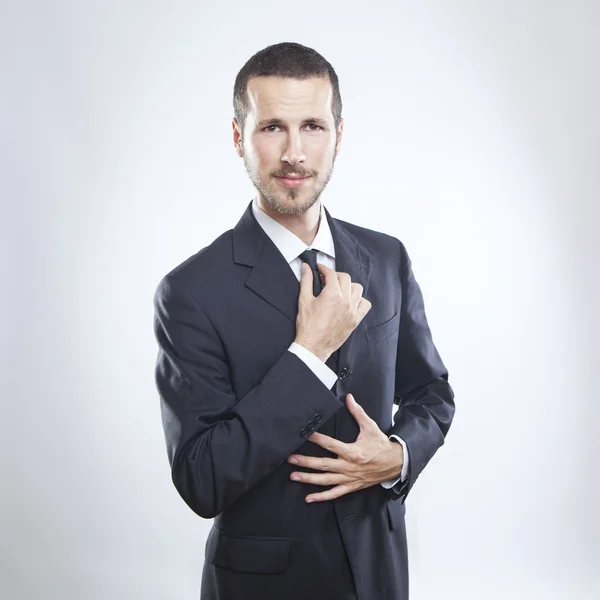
[346,394,373,428]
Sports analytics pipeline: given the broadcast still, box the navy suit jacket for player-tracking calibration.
[153,200,455,600]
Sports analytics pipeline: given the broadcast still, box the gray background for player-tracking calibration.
[1,1,598,598]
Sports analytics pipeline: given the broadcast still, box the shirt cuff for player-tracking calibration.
[288,342,338,390]
[380,435,409,488]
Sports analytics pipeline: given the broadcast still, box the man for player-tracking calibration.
[153,42,455,600]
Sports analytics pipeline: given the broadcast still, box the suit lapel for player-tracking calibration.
[323,206,371,370]
[232,200,372,366]
[232,202,301,322]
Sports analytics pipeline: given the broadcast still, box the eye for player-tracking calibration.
[306,123,323,131]
[263,125,280,132]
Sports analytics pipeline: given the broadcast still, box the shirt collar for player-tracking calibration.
[251,198,336,264]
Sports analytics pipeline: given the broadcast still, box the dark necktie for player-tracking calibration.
[299,249,323,297]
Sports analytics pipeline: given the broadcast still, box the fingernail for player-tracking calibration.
[289,457,298,464]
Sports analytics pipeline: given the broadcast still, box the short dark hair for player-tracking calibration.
[233,42,342,132]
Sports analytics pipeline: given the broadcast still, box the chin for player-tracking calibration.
[263,192,315,216]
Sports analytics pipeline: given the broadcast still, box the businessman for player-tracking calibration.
[153,42,455,600]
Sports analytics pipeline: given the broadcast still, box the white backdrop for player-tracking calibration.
[1,1,598,599]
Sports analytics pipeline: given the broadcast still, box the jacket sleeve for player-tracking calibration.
[153,275,344,519]
[387,240,456,503]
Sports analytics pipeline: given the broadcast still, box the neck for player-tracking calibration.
[257,197,322,246]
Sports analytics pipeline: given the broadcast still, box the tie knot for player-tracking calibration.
[299,249,319,270]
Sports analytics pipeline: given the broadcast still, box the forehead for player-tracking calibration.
[245,76,333,122]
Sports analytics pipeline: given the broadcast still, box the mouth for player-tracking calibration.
[276,175,311,188]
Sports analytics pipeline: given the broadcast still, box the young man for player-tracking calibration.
[153,42,455,600]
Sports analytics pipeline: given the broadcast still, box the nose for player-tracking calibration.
[281,132,306,166]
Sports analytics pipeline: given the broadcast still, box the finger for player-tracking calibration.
[356,297,372,320]
[287,452,353,473]
[350,282,364,309]
[290,471,351,486]
[299,262,314,300]
[306,483,353,503]
[303,431,355,460]
[337,272,352,299]
[317,263,340,292]
[346,394,376,430]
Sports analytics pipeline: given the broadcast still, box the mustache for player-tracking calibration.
[273,168,314,178]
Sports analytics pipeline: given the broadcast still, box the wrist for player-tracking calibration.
[388,439,404,479]
[294,340,330,363]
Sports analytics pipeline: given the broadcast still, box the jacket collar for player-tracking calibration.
[250,197,336,263]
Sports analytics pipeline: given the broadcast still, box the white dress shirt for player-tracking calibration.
[251,198,408,488]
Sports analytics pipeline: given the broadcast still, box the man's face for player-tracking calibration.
[233,76,343,216]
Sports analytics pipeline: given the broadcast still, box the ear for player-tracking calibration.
[335,117,344,157]
[232,118,243,157]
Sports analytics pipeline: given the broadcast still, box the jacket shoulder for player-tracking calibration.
[333,216,404,259]
[154,229,234,299]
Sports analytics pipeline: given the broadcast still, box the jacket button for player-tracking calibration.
[314,414,322,423]
[307,422,316,432]
[299,428,308,438]
[338,367,349,380]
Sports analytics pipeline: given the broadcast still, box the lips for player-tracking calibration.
[276,175,310,188]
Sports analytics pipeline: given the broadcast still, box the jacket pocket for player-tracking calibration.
[205,527,292,574]
[365,311,400,344]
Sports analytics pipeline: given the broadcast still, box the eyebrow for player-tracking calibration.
[255,118,329,129]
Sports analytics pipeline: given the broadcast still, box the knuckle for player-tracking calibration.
[355,451,368,465]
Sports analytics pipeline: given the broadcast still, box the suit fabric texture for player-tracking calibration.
[153,200,455,600]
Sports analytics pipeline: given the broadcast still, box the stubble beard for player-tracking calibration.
[243,154,337,217]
